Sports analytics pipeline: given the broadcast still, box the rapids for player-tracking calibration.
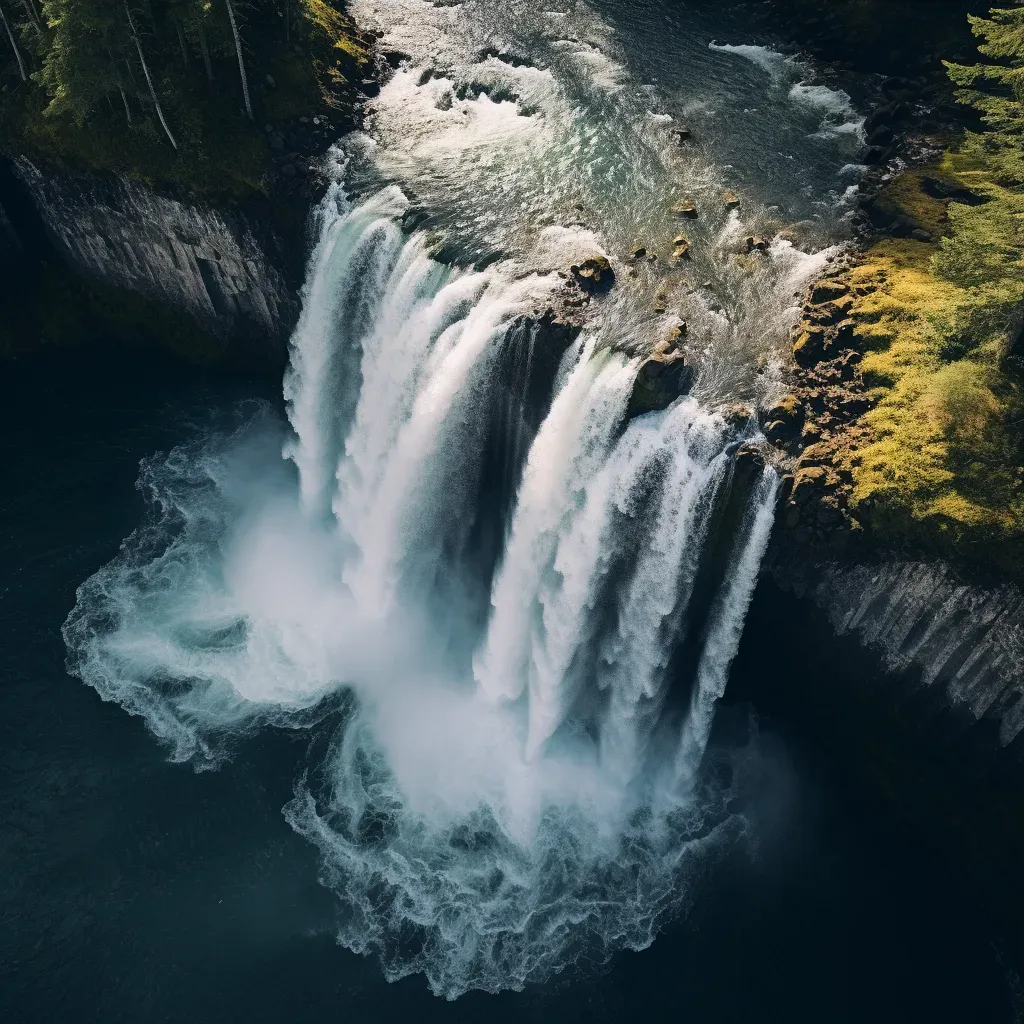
[63,0,870,1000]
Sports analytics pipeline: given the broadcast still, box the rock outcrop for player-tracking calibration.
[12,157,300,360]
[628,335,694,418]
[780,559,1024,770]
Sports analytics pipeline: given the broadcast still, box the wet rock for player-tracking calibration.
[671,235,691,260]
[793,325,829,367]
[401,207,428,232]
[673,199,699,218]
[629,245,647,260]
[810,280,849,304]
[735,441,767,473]
[767,393,804,427]
[791,465,827,503]
[762,393,804,447]
[723,190,741,210]
[628,347,694,418]
[745,235,769,252]
[571,255,615,293]
[721,403,754,429]
[674,128,693,144]
[668,320,688,342]
[867,126,895,148]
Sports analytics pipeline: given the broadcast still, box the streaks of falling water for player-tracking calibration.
[60,0,879,996]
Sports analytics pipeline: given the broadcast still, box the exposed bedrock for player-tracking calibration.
[766,553,1024,776]
[11,157,301,361]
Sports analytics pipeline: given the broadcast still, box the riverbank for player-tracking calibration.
[762,6,1024,580]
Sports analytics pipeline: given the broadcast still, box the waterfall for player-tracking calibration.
[61,0,874,994]
[64,185,781,994]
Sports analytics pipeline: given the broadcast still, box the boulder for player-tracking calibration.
[762,394,804,446]
[628,347,694,418]
[793,326,829,367]
[673,200,699,218]
[720,403,754,429]
[630,245,647,260]
[571,255,615,293]
[791,465,827,503]
[723,190,741,210]
[745,235,769,252]
[735,441,768,473]
[809,280,849,304]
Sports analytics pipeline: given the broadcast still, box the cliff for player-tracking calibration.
[11,156,300,361]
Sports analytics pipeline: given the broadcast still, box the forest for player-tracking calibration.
[0,0,370,195]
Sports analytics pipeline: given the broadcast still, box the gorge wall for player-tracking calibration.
[9,157,302,363]
[766,554,1024,774]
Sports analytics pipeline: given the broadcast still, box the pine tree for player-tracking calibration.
[945,5,1024,184]
[223,0,251,120]
[123,1,177,148]
[0,2,28,81]
[36,0,124,120]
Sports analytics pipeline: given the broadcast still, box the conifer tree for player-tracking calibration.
[0,3,27,81]
[123,1,177,149]
[223,0,251,120]
[946,5,1024,184]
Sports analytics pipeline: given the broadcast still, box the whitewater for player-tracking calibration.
[62,0,865,1000]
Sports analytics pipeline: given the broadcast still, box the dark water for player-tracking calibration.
[0,347,1015,1022]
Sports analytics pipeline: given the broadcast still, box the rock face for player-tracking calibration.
[802,560,1024,768]
[628,338,694,418]
[0,197,22,267]
[12,157,299,359]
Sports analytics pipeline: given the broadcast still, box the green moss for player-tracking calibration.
[874,168,955,239]
[838,167,1024,574]
[1,83,269,200]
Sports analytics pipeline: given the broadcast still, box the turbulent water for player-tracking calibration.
[63,0,868,1000]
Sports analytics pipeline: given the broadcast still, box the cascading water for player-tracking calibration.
[63,0,867,1001]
